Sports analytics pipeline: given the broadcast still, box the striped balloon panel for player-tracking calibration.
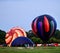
[5,27,27,46]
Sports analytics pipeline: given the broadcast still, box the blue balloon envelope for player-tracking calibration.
[32,14,57,42]
[11,37,34,46]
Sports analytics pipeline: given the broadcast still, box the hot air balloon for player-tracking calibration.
[5,27,27,46]
[11,37,34,47]
[31,14,57,42]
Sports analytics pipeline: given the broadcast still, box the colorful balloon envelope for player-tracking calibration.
[5,27,27,46]
[31,14,57,42]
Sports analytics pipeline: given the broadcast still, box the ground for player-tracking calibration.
[0,47,60,53]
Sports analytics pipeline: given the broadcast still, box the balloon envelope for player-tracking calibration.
[11,37,34,46]
[31,14,57,42]
[5,27,27,46]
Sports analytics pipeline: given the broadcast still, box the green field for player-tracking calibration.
[0,47,60,53]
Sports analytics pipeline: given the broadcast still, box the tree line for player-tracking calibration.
[0,29,60,45]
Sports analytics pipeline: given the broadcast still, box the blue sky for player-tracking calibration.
[0,0,60,32]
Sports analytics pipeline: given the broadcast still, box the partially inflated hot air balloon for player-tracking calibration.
[5,27,27,46]
[31,14,57,42]
[11,37,34,47]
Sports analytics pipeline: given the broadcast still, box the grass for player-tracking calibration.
[0,47,60,53]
